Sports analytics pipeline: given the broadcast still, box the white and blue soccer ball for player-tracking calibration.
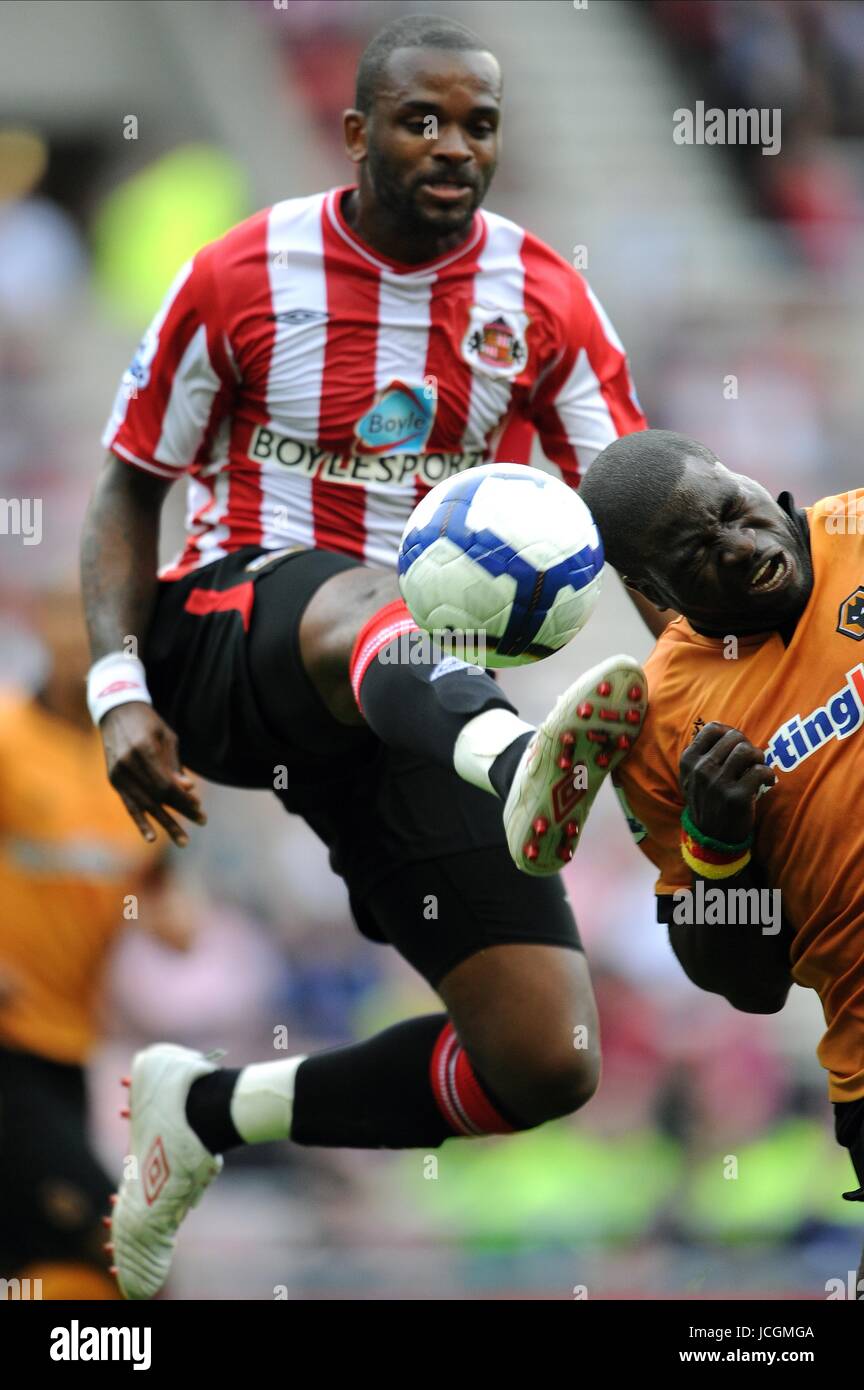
[397,463,605,667]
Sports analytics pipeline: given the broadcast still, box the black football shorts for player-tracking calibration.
[142,546,582,987]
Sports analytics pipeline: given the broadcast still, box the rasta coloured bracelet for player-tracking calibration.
[680,807,753,880]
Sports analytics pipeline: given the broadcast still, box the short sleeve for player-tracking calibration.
[531,272,645,483]
[101,247,234,480]
[614,755,690,898]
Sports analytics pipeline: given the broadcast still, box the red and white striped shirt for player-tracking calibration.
[102,186,645,579]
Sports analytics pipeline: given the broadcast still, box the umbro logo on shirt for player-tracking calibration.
[269,309,328,325]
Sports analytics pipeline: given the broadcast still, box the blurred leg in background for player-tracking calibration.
[0,1047,119,1300]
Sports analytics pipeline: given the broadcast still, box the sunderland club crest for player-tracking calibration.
[462,307,529,378]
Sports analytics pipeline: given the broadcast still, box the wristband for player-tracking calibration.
[681,836,751,879]
[680,809,752,880]
[680,806,752,855]
[86,652,152,726]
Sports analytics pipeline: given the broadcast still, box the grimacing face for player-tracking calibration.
[633,455,814,633]
[347,47,501,238]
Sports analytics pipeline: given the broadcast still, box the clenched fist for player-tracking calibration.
[680,722,775,844]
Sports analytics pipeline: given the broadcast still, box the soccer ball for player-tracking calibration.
[397,463,604,667]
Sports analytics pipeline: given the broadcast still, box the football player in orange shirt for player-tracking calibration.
[0,591,188,1300]
[580,429,864,1291]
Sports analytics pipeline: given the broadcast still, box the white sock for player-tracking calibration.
[453,708,535,794]
[229,1056,307,1144]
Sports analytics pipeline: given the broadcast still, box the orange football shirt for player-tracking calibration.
[615,491,864,1102]
[0,691,155,1064]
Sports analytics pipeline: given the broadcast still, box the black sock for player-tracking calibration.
[357,629,519,772]
[292,1013,526,1148]
[292,1014,454,1148]
[489,730,533,800]
[186,1068,244,1154]
[186,1015,523,1153]
[184,1025,452,1154]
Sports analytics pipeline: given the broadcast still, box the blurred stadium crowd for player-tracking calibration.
[1,0,863,1297]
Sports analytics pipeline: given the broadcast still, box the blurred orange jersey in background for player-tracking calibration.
[0,689,157,1065]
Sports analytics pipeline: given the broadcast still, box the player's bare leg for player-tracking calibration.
[298,564,647,873]
[297,563,401,726]
[436,943,600,1123]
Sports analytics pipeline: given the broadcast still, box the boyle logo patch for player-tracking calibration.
[462,306,528,378]
[837,586,864,641]
[354,380,435,455]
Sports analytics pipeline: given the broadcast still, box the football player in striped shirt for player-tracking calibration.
[82,15,651,1298]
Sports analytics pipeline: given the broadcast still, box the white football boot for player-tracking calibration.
[503,654,647,876]
[106,1043,224,1300]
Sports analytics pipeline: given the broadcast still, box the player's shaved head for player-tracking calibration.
[355,15,492,114]
[581,429,813,634]
[580,430,704,578]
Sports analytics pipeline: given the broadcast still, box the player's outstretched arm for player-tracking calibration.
[80,453,206,846]
[668,721,793,1013]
